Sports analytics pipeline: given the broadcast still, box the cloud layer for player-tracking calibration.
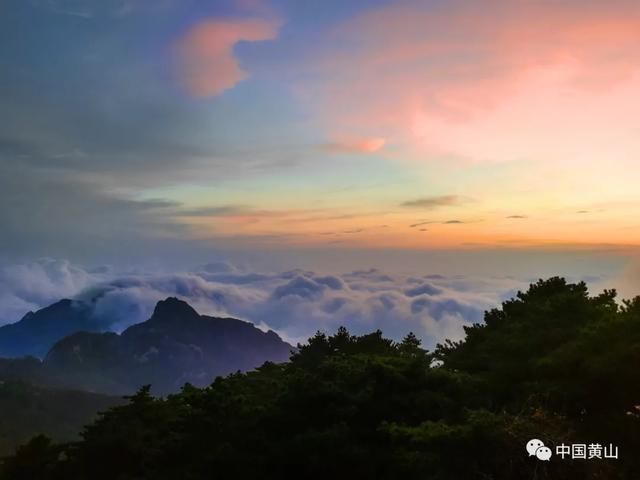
[0,259,529,347]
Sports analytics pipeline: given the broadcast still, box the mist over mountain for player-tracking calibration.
[1,259,536,349]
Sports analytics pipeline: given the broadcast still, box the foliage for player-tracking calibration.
[2,277,639,479]
[0,381,120,457]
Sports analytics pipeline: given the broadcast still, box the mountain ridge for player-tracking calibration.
[0,299,101,358]
[41,297,294,395]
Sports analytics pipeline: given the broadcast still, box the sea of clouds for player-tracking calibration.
[0,258,586,347]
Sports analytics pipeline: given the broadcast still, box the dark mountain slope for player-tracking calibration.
[0,300,98,358]
[44,298,293,394]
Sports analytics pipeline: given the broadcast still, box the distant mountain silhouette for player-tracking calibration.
[0,299,100,358]
[43,297,294,394]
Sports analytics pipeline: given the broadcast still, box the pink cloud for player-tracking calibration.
[323,137,386,154]
[305,1,640,164]
[175,18,279,97]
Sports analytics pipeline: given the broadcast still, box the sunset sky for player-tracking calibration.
[3,0,640,263]
[4,0,640,340]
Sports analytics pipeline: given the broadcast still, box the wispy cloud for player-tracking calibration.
[31,0,174,18]
[401,195,470,209]
[322,137,385,154]
[410,219,468,227]
[174,205,251,217]
[410,221,432,228]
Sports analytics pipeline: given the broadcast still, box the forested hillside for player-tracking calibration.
[0,382,120,457]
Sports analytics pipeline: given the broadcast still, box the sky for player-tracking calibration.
[2,0,640,340]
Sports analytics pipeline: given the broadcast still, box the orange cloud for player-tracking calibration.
[323,136,386,154]
[175,18,279,97]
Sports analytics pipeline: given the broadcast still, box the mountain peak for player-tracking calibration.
[0,298,94,359]
[149,297,200,323]
[45,296,293,395]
